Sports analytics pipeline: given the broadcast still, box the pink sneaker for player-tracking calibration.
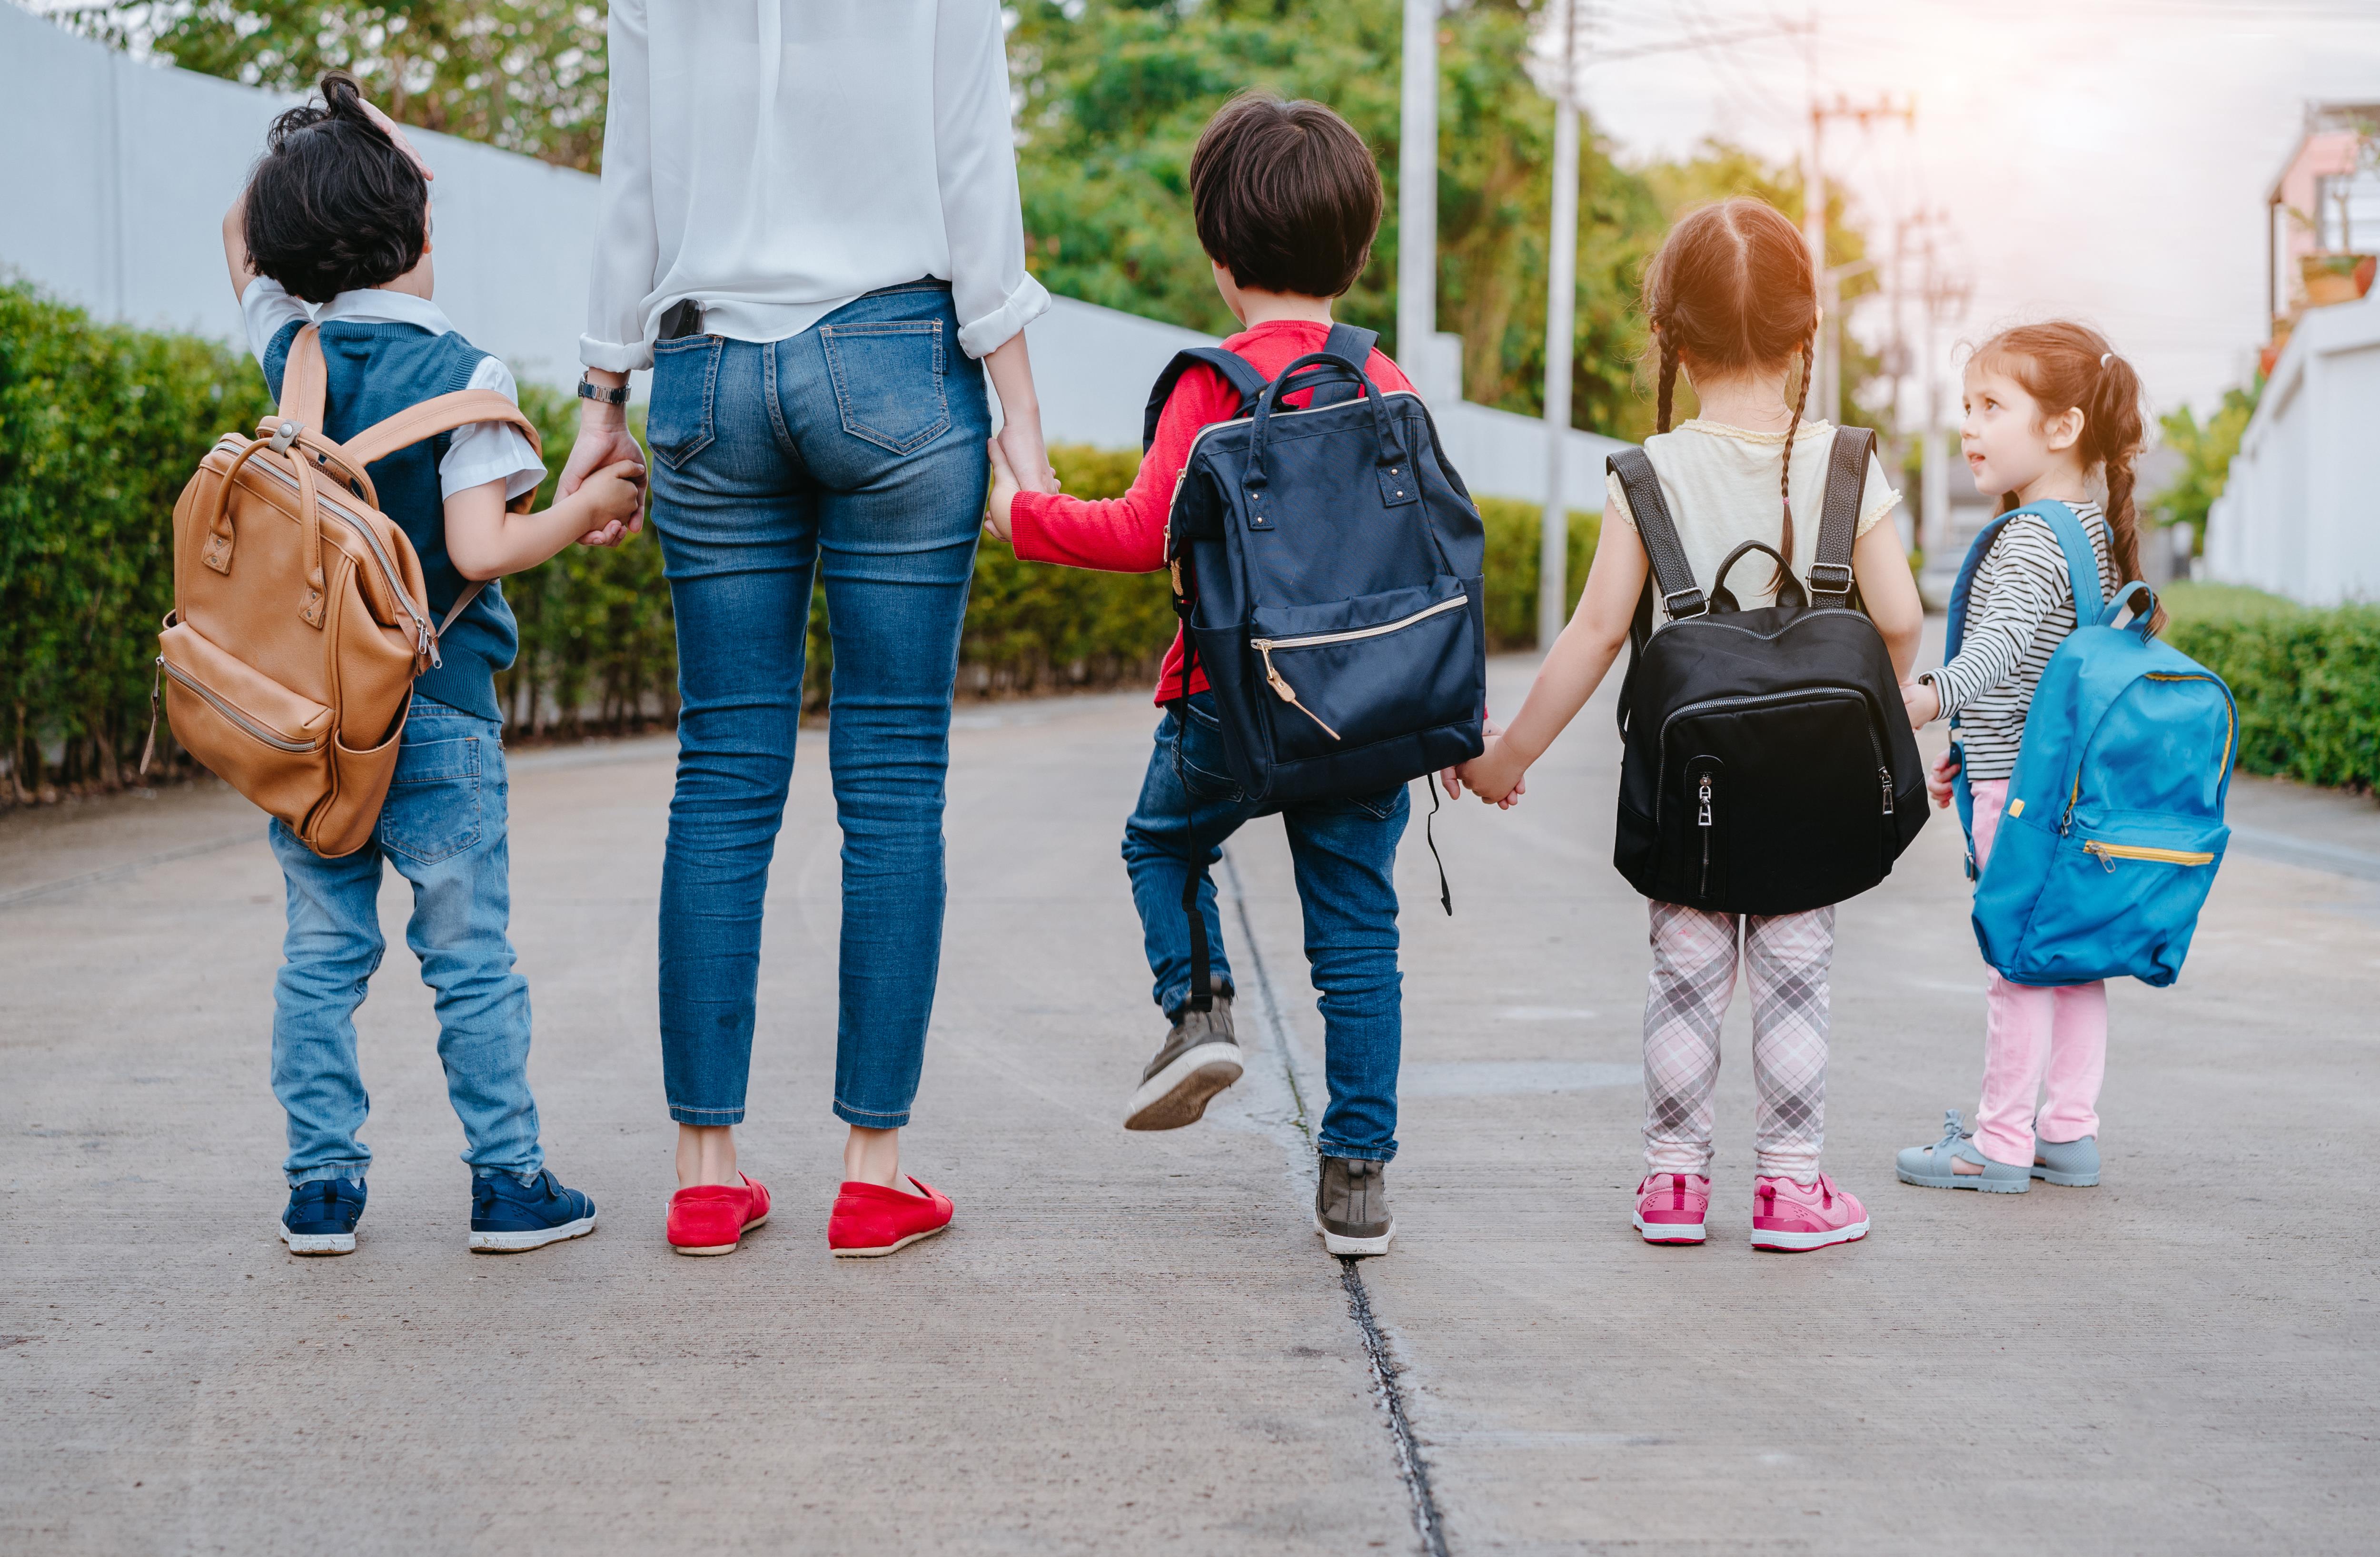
[1632,1173,1710,1245]
[1750,1173,1868,1252]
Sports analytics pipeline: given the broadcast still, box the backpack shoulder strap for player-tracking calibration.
[1142,346,1270,453]
[1608,447,1703,621]
[1307,324,1379,409]
[336,391,547,514]
[2027,499,2111,621]
[1807,425,1873,605]
[277,324,328,430]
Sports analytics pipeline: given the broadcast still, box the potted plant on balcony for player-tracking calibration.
[2301,251,2376,307]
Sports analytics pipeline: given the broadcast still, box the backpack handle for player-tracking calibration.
[2102,579,2159,640]
[1244,352,1416,517]
[1710,540,1806,612]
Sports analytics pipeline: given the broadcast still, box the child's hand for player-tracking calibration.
[1901,676,1943,730]
[1455,734,1527,808]
[984,436,1020,543]
[574,460,646,547]
[1926,747,1960,810]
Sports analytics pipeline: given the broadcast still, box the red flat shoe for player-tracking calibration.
[668,1173,771,1256]
[828,1176,952,1258]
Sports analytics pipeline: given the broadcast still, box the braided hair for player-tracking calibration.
[1639,198,1821,593]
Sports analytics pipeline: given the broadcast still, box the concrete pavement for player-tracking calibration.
[5,655,2378,1555]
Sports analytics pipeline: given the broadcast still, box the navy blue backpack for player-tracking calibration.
[1150,324,1488,1005]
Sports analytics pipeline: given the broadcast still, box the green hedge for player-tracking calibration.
[0,283,1599,801]
[2164,595,2380,793]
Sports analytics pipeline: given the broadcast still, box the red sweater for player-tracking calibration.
[1010,318,1416,704]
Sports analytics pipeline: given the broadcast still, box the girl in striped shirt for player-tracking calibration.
[1895,321,2151,1194]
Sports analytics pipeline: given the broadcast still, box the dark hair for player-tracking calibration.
[1190,93,1383,300]
[243,71,428,305]
[1973,320,2158,631]
[1640,197,1818,587]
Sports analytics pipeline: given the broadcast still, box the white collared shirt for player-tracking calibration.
[239,279,549,504]
[579,0,1050,372]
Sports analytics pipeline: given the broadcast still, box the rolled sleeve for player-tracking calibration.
[934,0,1045,359]
[582,0,658,373]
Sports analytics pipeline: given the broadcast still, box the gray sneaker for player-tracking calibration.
[1122,996,1243,1131]
[1314,1155,1395,1256]
[1895,1109,2030,1192]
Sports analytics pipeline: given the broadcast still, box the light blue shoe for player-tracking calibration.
[1895,1110,2030,1192]
[2031,1135,2100,1187]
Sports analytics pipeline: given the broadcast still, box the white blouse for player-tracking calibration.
[581,0,1050,372]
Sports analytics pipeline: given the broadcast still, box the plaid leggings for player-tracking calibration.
[1640,900,1835,1183]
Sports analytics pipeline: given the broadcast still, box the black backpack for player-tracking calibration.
[1155,324,1488,806]
[1609,426,1926,916]
[1152,324,1488,1005]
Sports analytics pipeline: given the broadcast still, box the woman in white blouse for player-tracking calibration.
[559,0,1054,1258]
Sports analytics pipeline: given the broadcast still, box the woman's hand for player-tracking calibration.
[561,373,646,543]
[356,98,436,184]
[982,333,1058,495]
[984,437,1020,542]
[1926,747,1961,810]
[1901,676,1942,730]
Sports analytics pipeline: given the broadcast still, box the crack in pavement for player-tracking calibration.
[1220,848,1452,1557]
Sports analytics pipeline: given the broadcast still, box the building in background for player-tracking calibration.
[0,5,1621,514]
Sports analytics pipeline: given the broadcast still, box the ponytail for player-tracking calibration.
[1771,334,1814,592]
[1655,330,1680,434]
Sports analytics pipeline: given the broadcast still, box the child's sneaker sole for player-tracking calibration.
[1751,1218,1869,1252]
[1313,1212,1394,1257]
[1632,1213,1706,1245]
[2031,1166,2100,1187]
[830,1221,946,1259]
[278,1224,355,1256]
[1123,1043,1244,1131]
[470,1212,598,1253]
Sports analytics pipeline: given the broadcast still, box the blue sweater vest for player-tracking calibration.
[265,318,520,721]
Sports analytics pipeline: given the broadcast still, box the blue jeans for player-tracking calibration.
[645,282,990,1129]
[268,698,541,1186]
[1122,693,1408,1162]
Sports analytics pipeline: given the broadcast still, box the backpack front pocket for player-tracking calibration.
[2015,811,2229,986]
[159,618,334,831]
[1248,580,1477,766]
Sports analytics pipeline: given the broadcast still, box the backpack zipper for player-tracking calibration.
[1863,720,1895,815]
[217,435,438,657]
[2082,840,2215,871]
[1248,593,1469,742]
[158,656,321,754]
[1696,773,1715,897]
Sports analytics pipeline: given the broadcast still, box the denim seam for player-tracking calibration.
[832,1099,912,1126]
[1317,1143,1396,1164]
[668,1103,747,1127]
[287,1163,368,1188]
[760,338,798,462]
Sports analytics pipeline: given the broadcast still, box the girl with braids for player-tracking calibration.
[1895,322,2148,1196]
[1453,198,1921,1249]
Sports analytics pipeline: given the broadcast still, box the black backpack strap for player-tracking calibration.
[1609,448,1703,622]
[1143,346,1270,453]
[1305,324,1378,409]
[1808,425,1874,606]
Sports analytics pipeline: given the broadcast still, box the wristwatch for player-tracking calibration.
[577,375,629,407]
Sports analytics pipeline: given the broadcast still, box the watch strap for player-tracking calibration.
[577,376,629,406]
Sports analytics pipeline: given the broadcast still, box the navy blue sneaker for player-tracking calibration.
[470,1169,597,1253]
[280,1178,367,1255]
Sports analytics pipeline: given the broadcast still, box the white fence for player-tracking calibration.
[0,4,1620,507]
[2205,289,2380,605]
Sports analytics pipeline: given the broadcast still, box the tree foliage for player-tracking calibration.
[2153,383,2260,546]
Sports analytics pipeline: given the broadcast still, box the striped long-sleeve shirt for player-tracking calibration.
[1928,502,2111,780]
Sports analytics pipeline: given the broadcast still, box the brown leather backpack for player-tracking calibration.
[151,325,542,857]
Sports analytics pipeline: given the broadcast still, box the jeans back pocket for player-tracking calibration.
[819,321,950,454]
[378,732,485,866]
[647,335,723,469]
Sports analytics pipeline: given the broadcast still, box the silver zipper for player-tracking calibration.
[1248,593,1469,743]
[159,656,321,754]
[215,435,436,653]
[1697,773,1715,897]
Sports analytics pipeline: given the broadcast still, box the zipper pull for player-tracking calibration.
[1879,766,1895,815]
[1696,774,1713,828]
[1256,645,1342,740]
[139,657,163,777]
[2087,841,2116,874]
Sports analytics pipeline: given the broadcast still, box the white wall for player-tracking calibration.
[2205,289,2380,604]
[0,4,1621,505]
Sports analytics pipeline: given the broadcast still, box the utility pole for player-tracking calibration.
[1804,92,1914,425]
[1398,0,1445,400]
[1538,0,1584,650]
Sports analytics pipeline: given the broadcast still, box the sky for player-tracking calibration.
[1561,0,2380,424]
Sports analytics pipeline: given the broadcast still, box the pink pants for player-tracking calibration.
[1969,778,2107,1165]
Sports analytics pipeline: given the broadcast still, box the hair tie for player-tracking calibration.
[2099,352,2115,368]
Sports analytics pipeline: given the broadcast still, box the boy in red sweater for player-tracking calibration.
[987,94,1414,1256]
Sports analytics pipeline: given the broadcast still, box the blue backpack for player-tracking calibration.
[1948,501,2237,986]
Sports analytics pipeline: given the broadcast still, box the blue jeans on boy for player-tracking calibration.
[268,698,542,1187]
[644,281,990,1130]
[1122,692,1408,1162]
